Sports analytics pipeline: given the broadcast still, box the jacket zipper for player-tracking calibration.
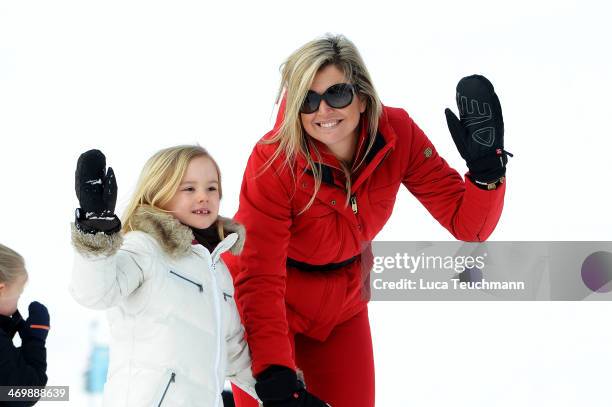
[157,372,176,407]
[348,148,391,217]
[307,142,391,219]
[169,270,203,292]
[349,148,391,219]
[223,292,233,302]
[350,195,358,215]
[210,262,222,407]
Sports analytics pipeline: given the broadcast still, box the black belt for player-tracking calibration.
[286,254,360,272]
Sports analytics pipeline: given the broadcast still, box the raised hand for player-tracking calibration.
[445,74,512,189]
[18,301,50,342]
[74,149,121,234]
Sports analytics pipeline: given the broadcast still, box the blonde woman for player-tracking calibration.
[226,34,511,406]
[0,243,49,397]
[69,147,259,407]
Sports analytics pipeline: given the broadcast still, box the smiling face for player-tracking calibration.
[300,64,366,163]
[0,271,27,317]
[164,155,220,229]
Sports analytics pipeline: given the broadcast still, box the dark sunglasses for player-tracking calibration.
[300,83,356,114]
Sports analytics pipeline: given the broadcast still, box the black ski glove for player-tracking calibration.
[18,301,50,342]
[74,149,121,234]
[255,366,331,407]
[445,74,513,190]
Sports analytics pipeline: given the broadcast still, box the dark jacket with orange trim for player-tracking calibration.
[0,312,47,406]
[223,102,506,376]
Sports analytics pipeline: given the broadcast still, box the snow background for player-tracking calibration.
[1,0,611,405]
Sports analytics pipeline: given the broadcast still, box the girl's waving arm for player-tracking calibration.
[69,229,155,310]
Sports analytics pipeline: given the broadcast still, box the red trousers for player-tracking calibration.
[232,307,375,407]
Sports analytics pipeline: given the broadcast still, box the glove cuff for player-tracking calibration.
[75,208,122,235]
[19,324,49,342]
[467,148,512,184]
[469,174,506,190]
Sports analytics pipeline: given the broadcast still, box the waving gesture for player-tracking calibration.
[74,149,121,234]
[445,74,512,189]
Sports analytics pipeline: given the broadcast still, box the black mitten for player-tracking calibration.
[445,74,512,189]
[255,366,331,407]
[18,301,50,342]
[74,149,121,234]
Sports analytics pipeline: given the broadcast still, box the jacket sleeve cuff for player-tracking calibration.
[458,175,506,241]
[71,223,123,257]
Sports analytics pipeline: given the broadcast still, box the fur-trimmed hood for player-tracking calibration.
[129,206,246,258]
[71,205,245,259]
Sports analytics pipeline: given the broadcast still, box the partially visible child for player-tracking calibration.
[0,243,49,405]
[69,146,258,407]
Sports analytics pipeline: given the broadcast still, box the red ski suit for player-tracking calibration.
[224,102,506,406]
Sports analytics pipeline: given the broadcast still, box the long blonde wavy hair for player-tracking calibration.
[263,33,383,212]
[121,145,224,237]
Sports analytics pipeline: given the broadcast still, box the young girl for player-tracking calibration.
[69,146,259,407]
[0,243,49,401]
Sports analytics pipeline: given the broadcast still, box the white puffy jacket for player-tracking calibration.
[70,206,259,407]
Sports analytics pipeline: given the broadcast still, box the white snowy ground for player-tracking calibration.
[1,1,612,405]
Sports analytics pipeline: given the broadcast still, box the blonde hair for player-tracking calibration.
[264,33,383,212]
[0,243,26,284]
[122,145,224,237]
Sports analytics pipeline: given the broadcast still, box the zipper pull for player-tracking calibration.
[223,292,233,302]
[350,195,358,215]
